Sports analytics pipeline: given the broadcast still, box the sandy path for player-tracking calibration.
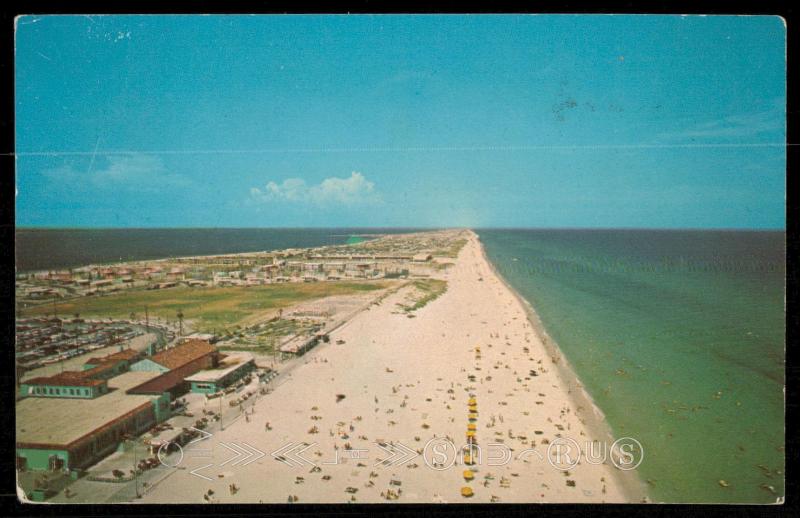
[140,232,643,504]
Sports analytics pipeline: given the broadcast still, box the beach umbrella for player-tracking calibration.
[461,486,474,498]
[467,423,477,431]
[468,398,477,405]
[463,470,475,481]
[468,413,478,421]
[464,453,474,465]
[468,405,478,412]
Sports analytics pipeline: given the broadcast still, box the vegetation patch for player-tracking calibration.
[398,279,448,313]
[218,318,322,354]
[435,238,468,258]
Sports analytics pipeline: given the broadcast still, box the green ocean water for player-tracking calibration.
[478,229,785,503]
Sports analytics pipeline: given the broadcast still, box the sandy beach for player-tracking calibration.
[139,230,646,504]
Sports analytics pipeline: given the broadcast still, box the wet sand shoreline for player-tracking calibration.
[474,231,648,502]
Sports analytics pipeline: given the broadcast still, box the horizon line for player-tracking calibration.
[14,225,786,232]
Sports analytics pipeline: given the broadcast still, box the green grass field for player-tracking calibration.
[21,282,389,333]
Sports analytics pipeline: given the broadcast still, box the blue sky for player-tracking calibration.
[15,15,786,229]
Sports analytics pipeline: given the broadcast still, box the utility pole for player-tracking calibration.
[132,437,140,498]
[220,393,224,431]
[146,306,155,354]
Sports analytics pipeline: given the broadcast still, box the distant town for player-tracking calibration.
[16,232,457,300]
[15,230,468,502]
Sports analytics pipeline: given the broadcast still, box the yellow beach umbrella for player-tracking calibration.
[461,486,474,498]
[468,398,477,405]
[468,413,478,421]
[464,453,474,465]
[466,430,476,438]
[463,470,475,481]
[467,423,477,431]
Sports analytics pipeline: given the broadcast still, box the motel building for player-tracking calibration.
[127,339,220,397]
[19,348,144,399]
[184,351,255,394]
[16,340,219,474]
[15,371,170,474]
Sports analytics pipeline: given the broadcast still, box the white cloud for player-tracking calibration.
[44,154,190,192]
[250,172,381,206]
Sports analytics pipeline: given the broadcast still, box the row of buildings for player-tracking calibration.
[16,340,254,473]
[21,266,189,284]
[18,251,436,294]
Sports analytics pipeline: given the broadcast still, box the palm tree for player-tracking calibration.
[177,309,184,336]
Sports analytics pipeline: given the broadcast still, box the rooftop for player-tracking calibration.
[24,371,107,388]
[80,362,120,379]
[85,348,141,366]
[107,371,162,392]
[126,369,189,395]
[184,352,254,383]
[149,339,216,370]
[16,372,161,448]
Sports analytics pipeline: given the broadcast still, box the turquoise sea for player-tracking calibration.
[478,229,785,503]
